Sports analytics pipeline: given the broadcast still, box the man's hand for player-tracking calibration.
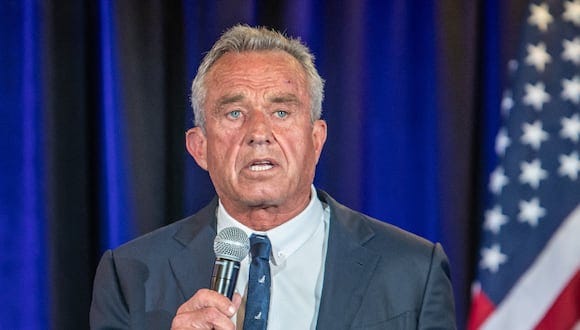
[171,289,242,330]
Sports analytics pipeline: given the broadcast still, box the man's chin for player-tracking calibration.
[232,188,283,207]
[238,196,279,208]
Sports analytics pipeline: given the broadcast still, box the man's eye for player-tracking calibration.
[227,110,242,119]
[275,110,288,118]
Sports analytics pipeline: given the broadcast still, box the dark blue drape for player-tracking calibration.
[0,0,48,328]
[0,0,529,328]
[97,0,134,251]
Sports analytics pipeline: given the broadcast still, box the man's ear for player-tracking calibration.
[185,127,208,170]
[312,119,327,164]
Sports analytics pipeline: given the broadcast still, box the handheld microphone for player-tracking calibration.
[211,227,250,299]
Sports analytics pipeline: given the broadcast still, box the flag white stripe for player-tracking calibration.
[482,203,580,330]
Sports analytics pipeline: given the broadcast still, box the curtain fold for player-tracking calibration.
[0,0,48,328]
[97,0,134,250]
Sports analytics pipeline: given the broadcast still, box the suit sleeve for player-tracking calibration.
[418,243,457,329]
[90,250,130,329]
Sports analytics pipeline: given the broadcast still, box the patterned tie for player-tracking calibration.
[243,234,272,330]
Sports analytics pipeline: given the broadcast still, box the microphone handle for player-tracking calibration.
[210,258,240,299]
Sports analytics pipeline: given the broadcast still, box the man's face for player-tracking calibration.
[187,51,327,221]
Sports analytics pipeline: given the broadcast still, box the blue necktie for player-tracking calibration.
[243,234,271,330]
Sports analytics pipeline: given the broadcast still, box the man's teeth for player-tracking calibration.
[250,163,273,171]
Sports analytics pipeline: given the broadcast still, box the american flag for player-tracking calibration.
[469,0,580,329]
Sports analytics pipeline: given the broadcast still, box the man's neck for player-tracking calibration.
[218,187,315,231]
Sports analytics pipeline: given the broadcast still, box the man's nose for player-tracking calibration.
[246,111,272,145]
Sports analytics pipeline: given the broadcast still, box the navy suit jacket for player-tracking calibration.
[90,190,456,329]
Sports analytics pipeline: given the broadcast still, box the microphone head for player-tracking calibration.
[214,227,250,262]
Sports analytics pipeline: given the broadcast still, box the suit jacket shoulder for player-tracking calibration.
[316,190,456,329]
[90,198,219,329]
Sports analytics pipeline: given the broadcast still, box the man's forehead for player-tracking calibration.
[206,52,308,93]
[203,51,310,109]
[209,50,303,75]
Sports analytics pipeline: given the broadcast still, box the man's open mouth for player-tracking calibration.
[249,160,274,172]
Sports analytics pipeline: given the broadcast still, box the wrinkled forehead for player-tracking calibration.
[204,51,310,99]
[207,50,307,81]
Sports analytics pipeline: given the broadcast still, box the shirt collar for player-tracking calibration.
[216,185,324,266]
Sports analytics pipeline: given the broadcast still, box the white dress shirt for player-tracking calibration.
[216,185,330,330]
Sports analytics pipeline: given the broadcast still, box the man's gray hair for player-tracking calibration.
[190,24,325,128]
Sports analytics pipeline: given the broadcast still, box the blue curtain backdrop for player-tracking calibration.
[0,0,529,328]
[0,0,47,328]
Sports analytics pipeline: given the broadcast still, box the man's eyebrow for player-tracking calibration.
[268,93,301,104]
[217,94,245,106]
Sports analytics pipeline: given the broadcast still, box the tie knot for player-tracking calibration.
[249,234,271,260]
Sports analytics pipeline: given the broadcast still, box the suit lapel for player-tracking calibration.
[316,191,381,329]
[169,198,218,300]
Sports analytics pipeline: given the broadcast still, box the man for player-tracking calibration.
[90,25,456,329]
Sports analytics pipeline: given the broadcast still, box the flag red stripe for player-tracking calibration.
[468,289,495,330]
[534,269,580,330]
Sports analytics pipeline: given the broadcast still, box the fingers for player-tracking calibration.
[176,289,237,315]
[171,307,233,330]
[171,289,240,330]
[231,292,242,311]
